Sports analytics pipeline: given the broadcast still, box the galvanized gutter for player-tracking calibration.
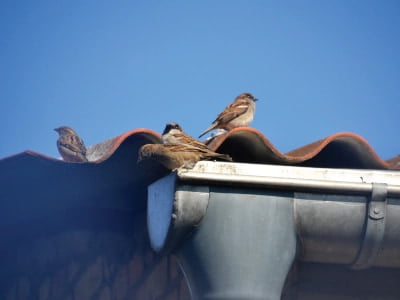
[147,161,400,300]
[176,161,400,195]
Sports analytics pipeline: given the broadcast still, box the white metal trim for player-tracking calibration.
[177,162,400,196]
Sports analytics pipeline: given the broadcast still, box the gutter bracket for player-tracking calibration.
[351,182,388,270]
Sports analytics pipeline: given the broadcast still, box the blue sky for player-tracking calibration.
[1,1,399,160]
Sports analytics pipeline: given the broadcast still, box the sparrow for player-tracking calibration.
[138,143,232,170]
[199,92,258,138]
[162,122,209,150]
[54,126,88,162]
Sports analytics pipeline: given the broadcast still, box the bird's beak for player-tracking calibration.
[254,98,259,102]
[54,128,59,132]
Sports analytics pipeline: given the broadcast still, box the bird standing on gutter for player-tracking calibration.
[138,143,232,170]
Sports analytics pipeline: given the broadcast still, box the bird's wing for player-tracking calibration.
[165,144,231,161]
[177,132,210,150]
[165,144,203,153]
[58,135,87,154]
[214,98,250,124]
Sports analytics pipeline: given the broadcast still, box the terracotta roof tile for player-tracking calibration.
[86,128,161,162]
[1,127,398,170]
[0,127,398,232]
[386,155,400,169]
[206,128,397,170]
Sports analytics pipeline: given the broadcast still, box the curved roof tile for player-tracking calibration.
[206,128,397,170]
[86,128,161,162]
[0,127,398,229]
[387,155,400,169]
[0,127,397,171]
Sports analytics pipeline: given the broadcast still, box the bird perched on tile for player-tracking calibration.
[138,143,232,170]
[199,92,258,138]
[162,122,209,150]
[54,126,88,162]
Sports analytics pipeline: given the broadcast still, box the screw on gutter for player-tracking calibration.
[373,208,380,215]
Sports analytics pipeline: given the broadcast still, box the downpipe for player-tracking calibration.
[147,163,400,299]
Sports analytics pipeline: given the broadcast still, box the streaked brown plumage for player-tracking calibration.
[162,122,209,150]
[54,126,88,162]
[199,92,258,138]
[138,143,232,170]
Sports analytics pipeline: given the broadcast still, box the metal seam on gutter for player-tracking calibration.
[177,171,400,196]
[351,183,388,270]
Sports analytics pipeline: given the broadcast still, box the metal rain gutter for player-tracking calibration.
[176,161,400,196]
[147,161,400,300]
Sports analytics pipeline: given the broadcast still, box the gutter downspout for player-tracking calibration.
[147,162,400,299]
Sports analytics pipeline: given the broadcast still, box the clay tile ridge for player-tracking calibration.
[0,128,161,164]
[0,127,398,171]
[206,127,398,170]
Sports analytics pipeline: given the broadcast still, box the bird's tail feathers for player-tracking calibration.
[207,152,232,161]
[198,123,217,138]
[218,153,233,161]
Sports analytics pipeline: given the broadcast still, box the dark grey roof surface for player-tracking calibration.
[0,127,398,233]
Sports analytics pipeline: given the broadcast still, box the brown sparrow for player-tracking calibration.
[138,143,232,170]
[162,122,209,150]
[54,126,88,162]
[199,92,258,138]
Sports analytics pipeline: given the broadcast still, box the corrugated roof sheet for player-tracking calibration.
[386,155,400,169]
[206,128,396,169]
[1,127,398,171]
[0,129,165,232]
[0,127,397,227]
